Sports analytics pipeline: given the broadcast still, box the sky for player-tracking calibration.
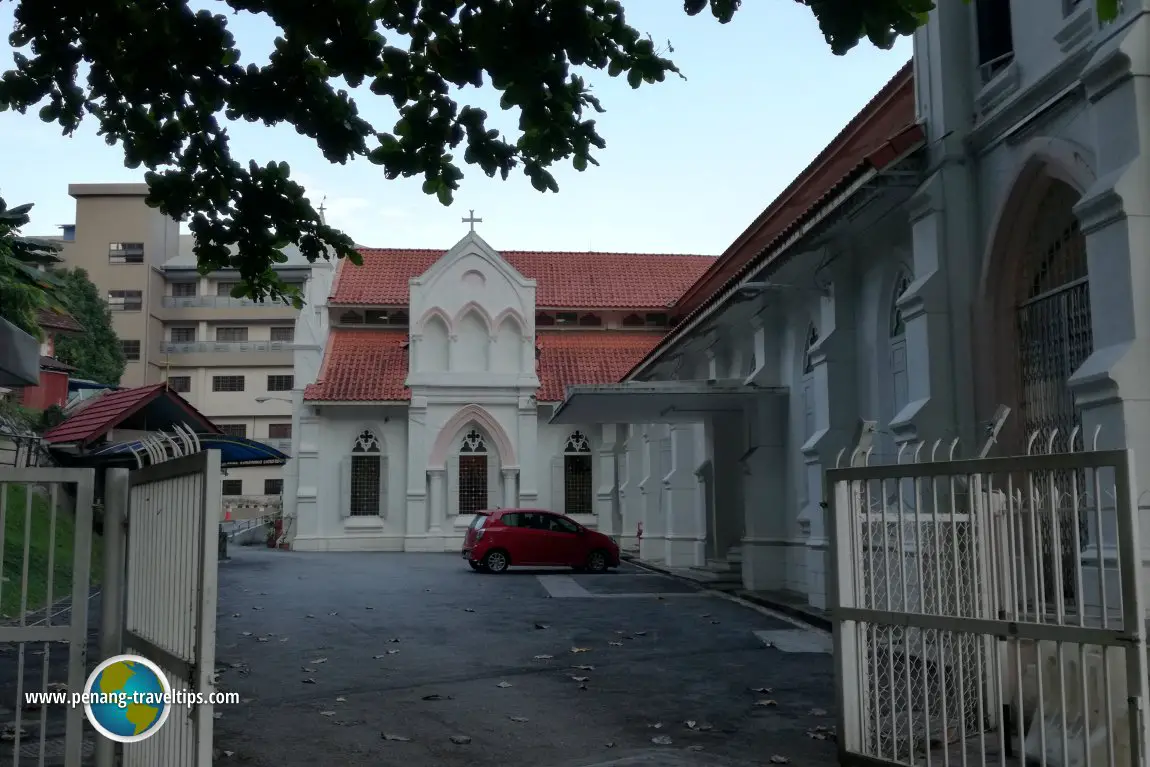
[0,3,910,257]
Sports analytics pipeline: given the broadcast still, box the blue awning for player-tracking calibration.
[89,434,289,467]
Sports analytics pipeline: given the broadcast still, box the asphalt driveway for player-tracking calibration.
[212,547,837,767]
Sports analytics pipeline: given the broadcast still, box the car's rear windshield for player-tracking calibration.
[469,514,488,530]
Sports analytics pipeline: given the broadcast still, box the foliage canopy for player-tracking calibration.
[0,0,1119,300]
[52,268,127,386]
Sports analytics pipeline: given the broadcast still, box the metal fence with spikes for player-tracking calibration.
[826,408,1148,767]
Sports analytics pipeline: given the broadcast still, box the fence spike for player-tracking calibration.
[930,439,942,462]
[836,448,847,468]
[1026,430,1041,455]
[1092,424,1102,451]
[1045,428,1059,455]
[127,442,145,470]
[897,442,909,464]
[863,446,875,466]
[171,423,193,454]
[948,437,960,460]
[913,441,926,462]
[162,431,183,459]
[1068,425,1081,454]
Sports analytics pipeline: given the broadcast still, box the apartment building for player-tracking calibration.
[48,183,316,501]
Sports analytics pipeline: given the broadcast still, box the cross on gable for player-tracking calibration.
[462,209,482,232]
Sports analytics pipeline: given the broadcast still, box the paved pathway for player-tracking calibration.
[213,548,837,766]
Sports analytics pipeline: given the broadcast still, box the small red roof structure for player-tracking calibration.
[43,383,221,446]
[331,249,713,309]
[36,309,84,335]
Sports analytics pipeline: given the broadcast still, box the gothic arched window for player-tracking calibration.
[890,272,911,338]
[563,431,593,515]
[802,324,819,376]
[889,271,912,418]
[458,429,488,514]
[350,430,382,516]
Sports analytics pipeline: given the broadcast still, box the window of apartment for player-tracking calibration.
[270,326,295,342]
[108,290,143,311]
[120,340,141,361]
[219,424,247,438]
[215,327,248,342]
[221,479,243,496]
[975,0,1014,72]
[171,282,197,297]
[166,375,191,393]
[170,326,196,343]
[267,375,293,392]
[212,375,245,392]
[264,478,284,495]
[268,423,292,439]
[108,242,145,264]
[216,281,241,297]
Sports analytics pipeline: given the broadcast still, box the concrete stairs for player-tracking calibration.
[687,545,743,592]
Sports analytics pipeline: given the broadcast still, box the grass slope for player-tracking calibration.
[1,484,103,620]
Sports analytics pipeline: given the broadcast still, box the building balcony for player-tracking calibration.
[155,341,314,367]
[156,295,297,322]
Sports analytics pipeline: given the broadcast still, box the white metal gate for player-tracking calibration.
[0,468,94,767]
[121,450,221,767]
[828,443,1149,767]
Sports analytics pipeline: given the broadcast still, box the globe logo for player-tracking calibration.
[83,655,172,743]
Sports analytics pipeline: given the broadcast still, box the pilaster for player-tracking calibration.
[663,423,704,567]
[618,425,644,549]
[638,424,668,561]
[428,468,447,533]
[595,424,621,536]
[501,468,519,509]
[517,396,539,503]
[741,392,789,590]
[406,396,429,537]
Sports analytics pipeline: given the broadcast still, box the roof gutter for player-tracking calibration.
[625,167,878,381]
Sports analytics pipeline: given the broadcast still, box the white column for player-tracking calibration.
[405,397,429,538]
[501,468,518,509]
[595,424,620,536]
[428,468,446,533]
[741,393,788,591]
[664,423,703,567]
[618,425,643,550]
[638,424,667,561]
[516,396,539,504]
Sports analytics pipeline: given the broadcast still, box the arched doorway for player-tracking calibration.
[1014,180,1094,448]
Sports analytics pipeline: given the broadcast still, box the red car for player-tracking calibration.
[462,509,621,574]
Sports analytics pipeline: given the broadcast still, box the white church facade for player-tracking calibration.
[283,0,1150,612]
[283,236,712,552]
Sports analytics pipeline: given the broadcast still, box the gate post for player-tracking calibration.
[96,467,129,767]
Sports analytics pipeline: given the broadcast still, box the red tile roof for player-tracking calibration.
[302,329,663,403]
[37,309,83,334]
[330,249,714,309]
[43,383,219,445]
[536,331,663,402]
[625,60,923,379]
[303,329,410,402]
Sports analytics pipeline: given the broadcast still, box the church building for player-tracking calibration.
[285,232,712,551]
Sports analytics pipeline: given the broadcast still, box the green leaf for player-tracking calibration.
[1096,0,1119,21]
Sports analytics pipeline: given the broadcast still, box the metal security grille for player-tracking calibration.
[350,430,381,516]
[564,431,593,515]
[1015,185,1093,604]
[459,429,488,515]
[350,455,381,515]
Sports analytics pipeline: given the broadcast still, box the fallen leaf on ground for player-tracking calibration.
[372,655,388,660]
[687,745,705,752]
[320,711,336,717]
[306,614,316,619]
[754,699,778,707]
[497,681,513,688]
[509,716,528,723]
[605,742,616,748]
[534,623,549,630]
[769,756,789,764]
[279,637,289,642]
[251,607,263,611]
[633,631,648,637]
[336,697,347,703]
[231,613,240,618]
[809,708,828,716]
[578,683,588,690]
[651,735,672,746]
[329,611,339,616]
[684,720,696,729]
[301,667,317,673]
[649,722,663,729]
[449,735,472,745]
[386,649,400,655]
[571,647,590,653]
[710,620,721,625]
[256,637,268,643]
[571,676,589,683]
[750,687,773,694]
[241,632,252,637]
[608,641,623,647]
[302,678,316,684]
[213,712,222,720]
[388,638,400,643]
[422,694,452,701]
[311,658,328,664]
[533,654,554,660]
[381,733,411,742]
[573,664,594,670]
[366,606,375,610]
[463,608,476,613]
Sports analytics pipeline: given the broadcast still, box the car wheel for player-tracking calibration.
[484,549,510,573]
[586,549,609,574]
[468,560,485,571]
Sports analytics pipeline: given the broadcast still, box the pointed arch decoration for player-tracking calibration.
[427,404,518,469]
[452,301,494,333]
[492,308,526,333]
[802,323,820,376]
[564,430,591,453]
[889,270,912,338]
[416,307,454,335]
